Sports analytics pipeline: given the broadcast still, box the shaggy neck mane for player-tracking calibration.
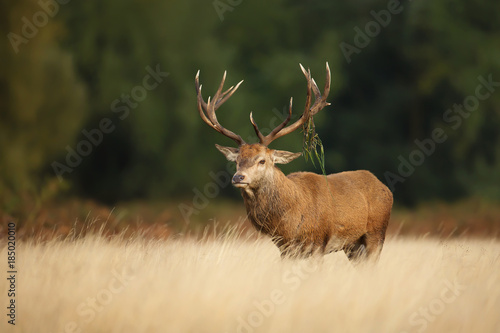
[241,168,297,234]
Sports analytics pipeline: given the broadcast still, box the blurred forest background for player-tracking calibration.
[1,0,499,236]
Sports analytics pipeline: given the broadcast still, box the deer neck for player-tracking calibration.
[240,168,297,234]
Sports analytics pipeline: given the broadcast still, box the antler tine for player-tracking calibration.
[309,62,331,115]
[195,72,211,125]
[195,70,245,146]
[258,97,293,146]
[249,112,266,143]
[216,79,244,108]
[211,70,227,107]
[299,63,314,119]
[258,62,331,146]
[303,67,313,119]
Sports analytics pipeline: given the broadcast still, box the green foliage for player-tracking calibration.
[1,0,500,209]
[302,118,326,176]
[0,0,87,212]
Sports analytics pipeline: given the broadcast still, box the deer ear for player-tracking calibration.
[272,150,302,164]
[215,144,239,162]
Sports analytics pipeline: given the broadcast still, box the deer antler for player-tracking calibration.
[195,70,246,146]
[253,62,331,146]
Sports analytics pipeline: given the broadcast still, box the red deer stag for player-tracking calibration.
[195,63,393,262]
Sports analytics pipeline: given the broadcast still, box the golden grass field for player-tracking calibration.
[1,223,499,333]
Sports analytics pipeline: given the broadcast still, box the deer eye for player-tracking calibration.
[259,159,266,165]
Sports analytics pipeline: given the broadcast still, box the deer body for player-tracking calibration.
[246,168,392,259]
[195,63,393,262]
[218,143,392,260]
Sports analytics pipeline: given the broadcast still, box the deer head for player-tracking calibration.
[214,144,302,190]
[195,63,331,191]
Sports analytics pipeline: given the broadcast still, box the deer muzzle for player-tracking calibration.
[232,174,248,187]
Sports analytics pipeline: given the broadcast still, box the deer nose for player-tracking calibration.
[232,174,246,184]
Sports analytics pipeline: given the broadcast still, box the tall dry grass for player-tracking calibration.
[1,225,499,333]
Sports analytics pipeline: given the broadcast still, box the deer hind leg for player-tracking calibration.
[345,234,367,262]
[363,232,385,262]
[364,214,390,262]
